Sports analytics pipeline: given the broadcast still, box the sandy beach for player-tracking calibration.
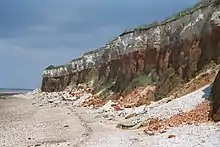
[0,97,87,147]
[0,96,144,147]
[1,86,220,147]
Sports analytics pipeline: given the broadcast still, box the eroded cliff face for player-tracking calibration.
[210,69,220,121]
[41,1,220,98]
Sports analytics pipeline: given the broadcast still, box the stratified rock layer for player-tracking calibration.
[41,1,220,98]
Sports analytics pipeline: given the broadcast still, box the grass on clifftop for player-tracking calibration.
[120,0,211,35]
[44,64,70,70]
[45,65,55,70]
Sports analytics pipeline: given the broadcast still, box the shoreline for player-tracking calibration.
[0,89,33,98]
[1,87,220,147]
[0,92,22,98]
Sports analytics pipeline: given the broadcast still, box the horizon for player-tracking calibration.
[0,0,198,89]
[0,88,34,90]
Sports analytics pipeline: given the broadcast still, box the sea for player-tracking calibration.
[0,88,33,96]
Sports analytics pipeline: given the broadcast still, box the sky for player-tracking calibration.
[0,0,198,89]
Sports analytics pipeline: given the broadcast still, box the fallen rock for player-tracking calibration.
[99,100,117,113]
[120,108,134,118]
[64,97,77,101]
[144,130,155,136]
[125,113,136,119]
[82,96,105,108]
[73,93,92,106]
[118,86,156,108]
[54,100,61,104]
[39,104,43,107]
[133,105,147,115]
[159,129,167,134]
[117,121,137,129]
[210,69,220,121]
[148,97,173,109]
[48,98,58,103]
[146,101,210,132]
[168,134,176,138]
[114,105,122,111]
[103,111,115,120]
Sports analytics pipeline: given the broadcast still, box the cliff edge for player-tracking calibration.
[41,0,220,100]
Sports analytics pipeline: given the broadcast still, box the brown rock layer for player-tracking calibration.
[147,101,210,132]
[41,1,220,101]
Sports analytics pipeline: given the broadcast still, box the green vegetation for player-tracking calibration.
[99,89,113,99]
[135,21,159,30]
[92,77,116,99]
[54,65,67,69]
[213,0,220,6]
[0,95,7,99]
[71,57,83,63]
[120,0,213,36]
[125,70,159,92]
[92,70,160,99]
[108,36,119,44]
[121,29,134,35]
[44,64,68,70]
[45,65,55,70]
[154,93,167,101]
[83,47,105,56]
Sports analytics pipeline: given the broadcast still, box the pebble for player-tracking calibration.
[144,130,155,136]
[168,134,176,138]
[117,121,136,128]
[146,85,211,120]
[64,125,69,128]
[8,84,220,147]
[123,85,212,128]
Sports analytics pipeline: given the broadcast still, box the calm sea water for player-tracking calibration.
[0,88,33,94]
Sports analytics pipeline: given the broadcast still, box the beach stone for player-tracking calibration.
[73,93,92,106]
[65,97,77,101]
[39,104,43,107]
[99,100,117,113]
[54,100,61,105]
[133,105,147,115]
[117,121,136,128]
[64,125,69,128]
[125,113,136,119]
[168,134,176,138]
[144,130,155,136]
[48,98,58,103]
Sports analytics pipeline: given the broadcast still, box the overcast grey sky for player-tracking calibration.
[0,0,198,89]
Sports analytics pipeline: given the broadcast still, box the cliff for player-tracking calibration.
[210,69,220,121]
[41,0,220,100]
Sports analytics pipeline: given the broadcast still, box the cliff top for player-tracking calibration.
[43,0,220,71]
[83,46,106,56]
[120,0,214,36]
